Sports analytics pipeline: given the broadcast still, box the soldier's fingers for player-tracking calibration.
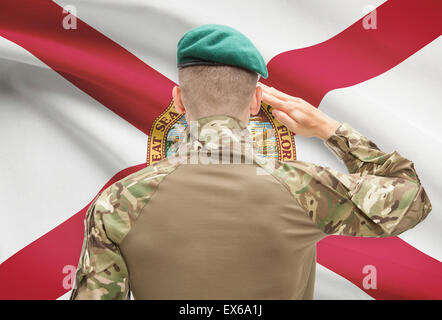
[261,91,286,108]
[260,86,279,100]
[257,82,273,90]
[259,83,281,95]
[271,109,299,132]
[258,83,295,102]
[263,93,296,115]
[268,87,292,102]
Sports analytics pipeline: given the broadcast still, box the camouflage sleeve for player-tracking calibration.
[70,189,130,300]
[275,122,432,237]
[325,122,424,182]
[69,162,177,300]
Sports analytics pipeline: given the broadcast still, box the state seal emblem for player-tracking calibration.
[146,101,297,165]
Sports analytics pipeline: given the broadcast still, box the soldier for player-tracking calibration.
[70,24,432,300]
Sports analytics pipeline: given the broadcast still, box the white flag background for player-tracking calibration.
[0,0,440,300]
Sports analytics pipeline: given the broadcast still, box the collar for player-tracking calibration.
[172,115,255,162]
[185,114,248,138]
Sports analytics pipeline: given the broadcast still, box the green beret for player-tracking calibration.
[177,24,268,78]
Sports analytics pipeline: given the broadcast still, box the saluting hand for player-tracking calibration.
[258,82,341,141]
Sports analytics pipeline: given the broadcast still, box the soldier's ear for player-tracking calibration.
[172,86,186,114]
[250,85,262,116]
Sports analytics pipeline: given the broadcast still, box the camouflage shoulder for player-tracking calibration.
[256,158,383,236]
[265,158,359,195]
[94,158,180,244]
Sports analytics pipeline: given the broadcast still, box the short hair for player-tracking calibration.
[178,65,259,119]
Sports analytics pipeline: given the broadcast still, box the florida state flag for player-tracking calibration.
[0,0,441,299]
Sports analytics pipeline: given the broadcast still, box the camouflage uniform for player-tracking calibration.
[70,115,431,300]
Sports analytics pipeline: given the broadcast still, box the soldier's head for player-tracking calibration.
[173,24,267,124]
[173,65,261,123]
